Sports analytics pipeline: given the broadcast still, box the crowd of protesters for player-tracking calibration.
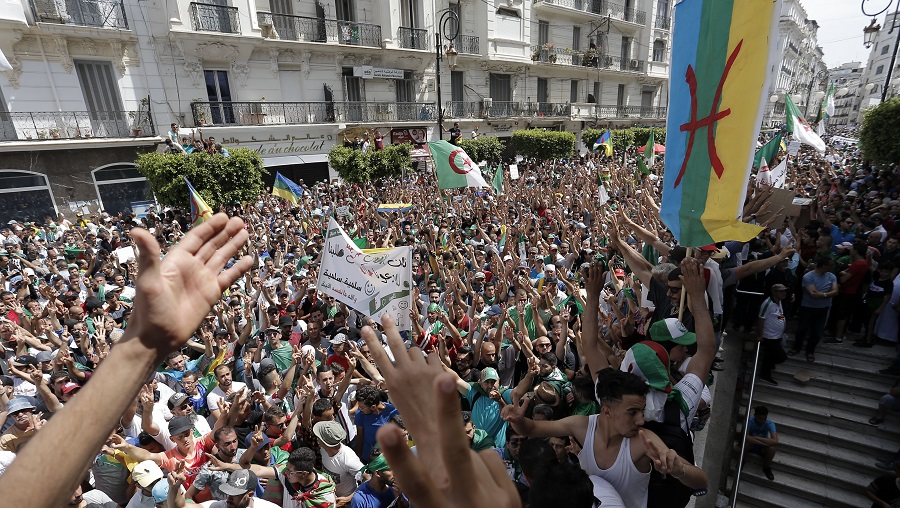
[0,125,898,508]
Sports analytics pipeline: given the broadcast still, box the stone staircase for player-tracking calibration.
[731,340,900,508]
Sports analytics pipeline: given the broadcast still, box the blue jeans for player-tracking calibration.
[793,306,830,355]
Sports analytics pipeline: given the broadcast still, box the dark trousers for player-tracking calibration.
[793,306,830,355]
[759,338,786,378]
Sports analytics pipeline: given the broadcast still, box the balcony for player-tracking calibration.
[458,35,480,55]
[190,2,240,34]
[534,0,598,16]
[533,50,645,73]
[264,13,381,47]
[29,0,128,29]
[0,110,155,141]
[654,15,670,30]
[398,26,429,50]
[190,101,437,126]
[595,105,667,119]
[443,101,665,120]
[605,1,647,25]
[445,101,481,119]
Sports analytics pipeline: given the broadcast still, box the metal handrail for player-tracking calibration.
[730,341,762,507]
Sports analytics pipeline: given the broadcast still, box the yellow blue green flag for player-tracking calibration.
[660,0,779,246]
[272,171,304,204]
[185,177,213,227]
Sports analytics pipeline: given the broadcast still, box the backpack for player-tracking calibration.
[643,398,695,508]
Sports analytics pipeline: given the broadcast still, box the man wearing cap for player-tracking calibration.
[185,426,246,503]
[757,285,789,385]
[352,450,408,508]
[141,389,211,450]
[314,420,365,503]
[0,397,45,452]
[446,366,512,447]
[127,460,168,508]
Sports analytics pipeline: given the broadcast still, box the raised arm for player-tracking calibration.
[680,258,715,380]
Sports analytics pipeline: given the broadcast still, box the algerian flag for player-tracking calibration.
[817,120,826,137]
[427,140,489,190]
[492,164,503,194]
[822,82,835,119]
[753,133,782,168]
[643,130,655,164]
[598,184,610,205]
[785,95,826,152]
[757,157,772,186]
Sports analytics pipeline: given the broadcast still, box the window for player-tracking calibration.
[616,83,625,107]
[570,80,578,103]
[396,71,416,120]
[449,70,465,117]
[656,0,669,18]
[205,70,234,124]
[75,60,128,137]
[496,6,520,17]
[652,40,666,62]
[336,0,355,21]
[590,81,601,103]
[92,163,154,215]
[341,67,365,121]
[0,171,58,224]
[882,45,890,55]
[620,36,631,62]
[538,21,549,46]
[876,65,884,75]
[489,73,512,115]
[400,0,419,28]
[572,26,581,51]
[449,3,460,38]
[537,78,548,104]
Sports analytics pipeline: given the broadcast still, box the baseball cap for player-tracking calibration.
[698,244,718,252]
[837,241,853,250]
[485,304,502,316]
[313,420,347,447]
[219,468,259,497]
[771,284,788,292]
[649,318,697,346]
[61,382,81,395]
[168,393,190,409]
[34,350,53,363]
[480,367,500,382]
[474,271,486,279]
[331,333,348,345]
[151,480,170,504]
[5,397,36,415]
[167,415,193,436]
[132,460,164,488]
[278,315,294,327]
[12,355,38,368]
[258,358,277,373]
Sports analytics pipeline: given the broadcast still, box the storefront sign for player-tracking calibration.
[353,66,405,79]
[391,127,427,145]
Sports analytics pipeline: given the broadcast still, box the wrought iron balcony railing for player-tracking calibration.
[398,26,429,50]
[595,105,667,118]
[0,110,155,141]
[264,13,382,47]
[190,2,240,34]
[654,15,670,30]
[444,101,481,119]
[30,0,128,28]
[443,101,666,120]
[190,101,437,126]
[604,0,646,24]
[458,35,480,55]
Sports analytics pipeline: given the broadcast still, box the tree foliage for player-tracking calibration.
[860,98,900,166]
[509,130,576,160]
[581,127,666,150]
[136,148,267,208]
[457,136,505,164]
[328,143,413,183]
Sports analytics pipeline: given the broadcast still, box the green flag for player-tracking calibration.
[637,155,651,175]
[643,130,655,164]
[427,140,489,190]
[752,133,782,169]
[492,164,503,194]
[352,237,367,249]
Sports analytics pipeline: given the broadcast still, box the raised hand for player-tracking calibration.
[500,391,527,425]
[639,429,680,475]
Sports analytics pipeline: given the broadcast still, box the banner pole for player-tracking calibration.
[677,247,693,321]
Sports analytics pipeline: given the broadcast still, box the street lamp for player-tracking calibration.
[861,1,900,102]
[838,87,850,96]
[435,9,460,141]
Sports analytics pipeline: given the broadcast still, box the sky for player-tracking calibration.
[804,0,883,69]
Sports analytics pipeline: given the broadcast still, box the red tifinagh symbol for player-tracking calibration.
[449,148,473,174]
[674,40,743,188]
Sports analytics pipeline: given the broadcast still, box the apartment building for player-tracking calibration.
[856,9,900,125]
[0,0,672,221]
[827,61,863,129]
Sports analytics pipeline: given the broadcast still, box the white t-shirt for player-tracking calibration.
[200,498,281,508]
[81,489,118,508]
[206,381,247,414]
[320,444,364,497]
[151,414,211,450]
[758,297,785,340]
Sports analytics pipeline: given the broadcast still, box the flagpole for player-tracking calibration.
[677,247,693,321]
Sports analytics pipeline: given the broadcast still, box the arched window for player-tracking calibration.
[652,40,666,62]
[92,163,155,215]
[0,170,58,224]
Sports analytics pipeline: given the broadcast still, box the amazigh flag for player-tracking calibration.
[492,164,504,194]
[785,94,826,152]
[593,130,613,157]
[427,140,490,190]
[660,0,778,247]
[272,172,303,204]
[753,133,782,169]
[185,177,213,227]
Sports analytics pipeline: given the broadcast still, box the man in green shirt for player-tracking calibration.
[263,326,293,371]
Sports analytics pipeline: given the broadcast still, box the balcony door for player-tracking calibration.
[450,70,464,117]
[342,67,365,122]
[205,70,234,124]
[270,0,296,41]
[75,60,128,137]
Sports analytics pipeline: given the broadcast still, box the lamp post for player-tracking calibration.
[861,1,900,103]
[435,9,459,141]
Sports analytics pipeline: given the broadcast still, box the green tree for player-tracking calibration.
[581,127,665,150]
[457,136,505,164]
[510,129,576,160]
[136,148,267,209]
[860,98,900,165]
[581,128,604,149]
[329,143,413,183]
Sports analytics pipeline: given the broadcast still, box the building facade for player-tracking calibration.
[763,0,828,127]
[856,9,900,125]
[0,0,672,222]
[826,61,863,129]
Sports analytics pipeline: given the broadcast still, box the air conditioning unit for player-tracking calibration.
[630,59,640,69]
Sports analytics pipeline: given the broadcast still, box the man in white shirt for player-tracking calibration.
[207,364,246,421]
[314,420,364,504]
[757,284,788,386]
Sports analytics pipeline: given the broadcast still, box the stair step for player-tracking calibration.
[772,362,893,399]
[735,479,826,508]
[813,339,897,364]
[754,380,883,416]
[767,431,887,479]
[781,347,894,381]
[744,389,900,440]
[737,448,874,493]
[734,463,871,508]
